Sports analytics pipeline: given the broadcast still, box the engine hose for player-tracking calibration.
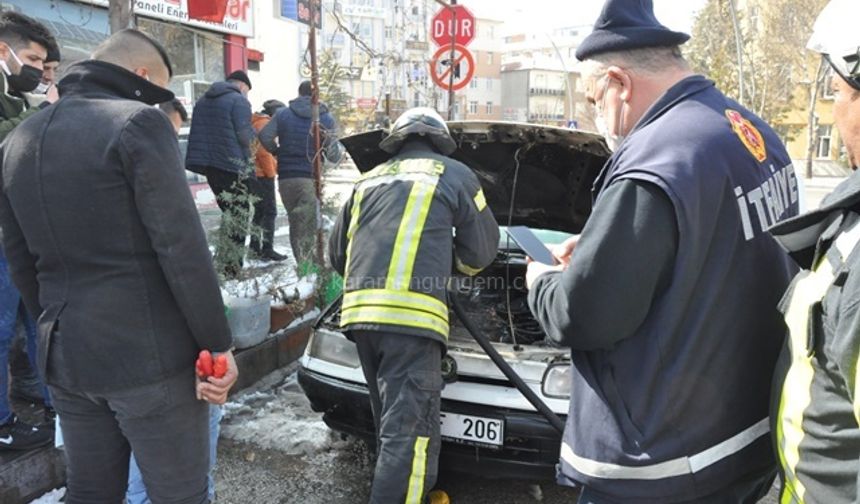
[448,291,567,434]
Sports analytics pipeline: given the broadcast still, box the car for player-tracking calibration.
[298,121,610,480]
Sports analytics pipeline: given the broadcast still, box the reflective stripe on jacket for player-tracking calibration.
[328,143,499,344]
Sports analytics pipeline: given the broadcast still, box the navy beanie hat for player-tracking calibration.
[575,0,690,61]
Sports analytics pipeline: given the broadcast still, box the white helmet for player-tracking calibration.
[808,0,860,90]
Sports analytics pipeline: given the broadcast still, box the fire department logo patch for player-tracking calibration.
[725,109,767,163]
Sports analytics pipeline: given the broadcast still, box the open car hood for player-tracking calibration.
[339,121,610,234]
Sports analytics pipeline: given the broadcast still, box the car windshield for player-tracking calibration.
[497,226,572,251]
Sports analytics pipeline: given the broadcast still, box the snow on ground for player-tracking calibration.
[220,270,317,307]
[221,367,349,456]
[28,487,65,504]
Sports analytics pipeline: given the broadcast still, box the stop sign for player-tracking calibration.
[431,5,476,47]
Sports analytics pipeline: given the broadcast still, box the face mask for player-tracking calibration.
[0,47,43,93]
[595,76,626,152]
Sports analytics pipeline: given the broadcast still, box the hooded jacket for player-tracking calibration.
[251,112,277,178]
[0,60,233,392]
[186,81,255,175]
[258,95,338,179]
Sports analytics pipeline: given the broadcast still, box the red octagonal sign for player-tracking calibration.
[431,5,476,47]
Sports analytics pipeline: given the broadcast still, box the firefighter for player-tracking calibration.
[769,1,860,502]
[328,107,499,504]
[525,0,800,502]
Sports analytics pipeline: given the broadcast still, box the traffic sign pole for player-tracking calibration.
[432,1,476,119]
[447,0,457,120]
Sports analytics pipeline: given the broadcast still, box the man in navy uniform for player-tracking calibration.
[526,0,800,502]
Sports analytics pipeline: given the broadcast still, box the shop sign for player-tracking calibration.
[76,0,254,37]
[341,4,386,18]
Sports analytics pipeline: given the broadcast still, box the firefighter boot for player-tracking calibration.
[427,490,450,504]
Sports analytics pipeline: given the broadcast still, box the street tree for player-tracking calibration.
[688,0,828,176]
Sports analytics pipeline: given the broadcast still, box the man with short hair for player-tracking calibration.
[126,97,224,504]
[769,2,860,502]
[525,0,800,502]
[0,10,56,452]
[0,29,238,502]
[260,80,339,267]
[186,70,257,277]
[7,33,60,427]
[159,97,187,132]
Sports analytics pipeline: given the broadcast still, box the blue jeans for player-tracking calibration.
[127,404,223,503]
[0,250,49,424]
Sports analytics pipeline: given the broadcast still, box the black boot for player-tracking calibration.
[261,249,288,262]
[248,236,263,259]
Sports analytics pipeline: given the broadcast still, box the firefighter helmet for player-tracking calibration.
[379,107,457,155]
[808,0,860,90]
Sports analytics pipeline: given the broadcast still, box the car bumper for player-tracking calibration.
[298,367,564,481]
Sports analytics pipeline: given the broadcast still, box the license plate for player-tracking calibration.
[440,412,504,449]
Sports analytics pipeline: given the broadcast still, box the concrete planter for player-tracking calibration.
[225,296,272,349]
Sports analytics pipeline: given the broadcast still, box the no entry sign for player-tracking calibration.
[431,5,476,47]
[430,44,475,91]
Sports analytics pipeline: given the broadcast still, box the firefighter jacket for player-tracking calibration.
[529,75,800,502]
[769,172,860,504]
[328,141,500,344]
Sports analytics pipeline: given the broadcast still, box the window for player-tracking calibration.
[137,18,224,101]
[469,101,479,114]
[487,52,493,65]
[486,78,493,90]
[486,102,493,114]
[821,67,836,100]
[817,124,833,158]
[470,78,478,89]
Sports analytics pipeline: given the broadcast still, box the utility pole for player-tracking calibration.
[108,0,135,33]
[728,0,744,105]
[309,0,324,267]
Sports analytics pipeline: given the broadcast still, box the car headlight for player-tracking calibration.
[542,363,571,399]
[308,330,361,368]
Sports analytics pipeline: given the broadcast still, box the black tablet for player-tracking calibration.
[505,226,559,265]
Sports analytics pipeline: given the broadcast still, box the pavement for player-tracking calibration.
[802,175,846,210]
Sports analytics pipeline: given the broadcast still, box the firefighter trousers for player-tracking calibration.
[352,330,443,504]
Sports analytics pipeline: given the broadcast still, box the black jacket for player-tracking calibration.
[0,60,233,393]
[186,81,255,175]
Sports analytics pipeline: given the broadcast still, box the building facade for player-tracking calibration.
[1,0,260,109]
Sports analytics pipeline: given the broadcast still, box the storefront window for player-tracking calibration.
[138,18,225,102]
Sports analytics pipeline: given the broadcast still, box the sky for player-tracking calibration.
[464,0,709,36]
